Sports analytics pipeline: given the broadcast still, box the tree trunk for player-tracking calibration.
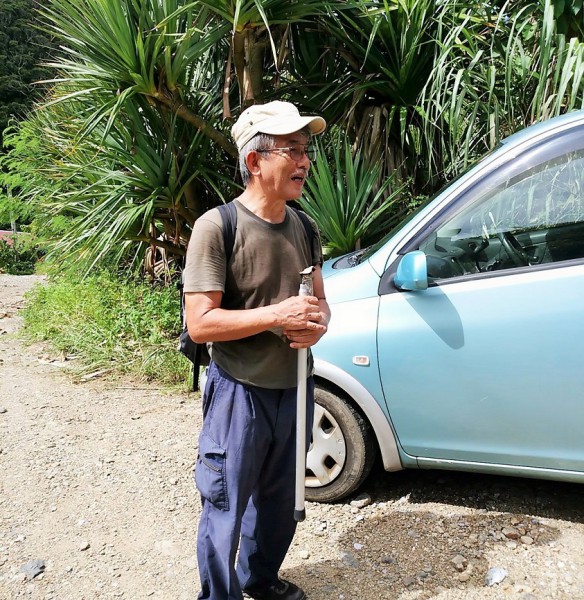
[232,26,270,109]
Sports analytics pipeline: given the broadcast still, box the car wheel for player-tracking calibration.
[305,386,377,502]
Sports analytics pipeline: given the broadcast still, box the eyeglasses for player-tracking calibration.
[257,145,317,162]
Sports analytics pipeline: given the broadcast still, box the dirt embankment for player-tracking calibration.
[1,274,584,600]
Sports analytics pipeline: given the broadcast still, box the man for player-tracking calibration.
[183,100,330,600]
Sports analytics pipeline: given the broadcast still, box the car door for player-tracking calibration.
[376,127,584,472]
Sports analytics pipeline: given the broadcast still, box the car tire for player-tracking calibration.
[305,386,377,502]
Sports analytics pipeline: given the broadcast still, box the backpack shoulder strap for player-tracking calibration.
[217,201,238,263]
[179,202,236,324]
[291,207,316,255]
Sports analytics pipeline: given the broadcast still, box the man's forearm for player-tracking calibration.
[186,292,326,344]
[187,304,282,343]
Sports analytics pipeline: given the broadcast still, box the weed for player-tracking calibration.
[21,272,191,387]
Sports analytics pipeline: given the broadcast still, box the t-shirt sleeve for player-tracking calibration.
[183,211,226,293]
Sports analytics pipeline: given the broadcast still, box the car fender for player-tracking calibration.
[314,358,403,472]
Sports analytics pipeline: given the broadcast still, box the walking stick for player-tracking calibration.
[294,266,315,522]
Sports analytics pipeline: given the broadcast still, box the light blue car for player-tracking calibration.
[306,110,584,502]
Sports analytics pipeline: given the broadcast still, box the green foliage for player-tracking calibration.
[0,113,71,246]
[419,0,584,184]
[22,272,190,386]
[0,123,44,229]
[1,0,245,275]
[300,136,407,257]
[0,235,40,274]
[0,190,36,230]
[3,0,584,279]
[0,0,54,147]
[553,0,584,38]
[290,0,584,194]
[0,0,332,276]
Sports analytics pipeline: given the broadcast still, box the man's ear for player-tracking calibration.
[245,150,261,176]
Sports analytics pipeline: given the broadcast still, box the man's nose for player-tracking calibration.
[297,151,311,168]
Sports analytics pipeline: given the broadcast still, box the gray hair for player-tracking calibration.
[238,133,277,186]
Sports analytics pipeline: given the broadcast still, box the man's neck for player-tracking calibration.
[236,188,288,224]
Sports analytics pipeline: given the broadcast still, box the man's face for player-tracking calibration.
[258,131,312,201]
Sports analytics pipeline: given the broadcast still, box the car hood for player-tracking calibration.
[321,249,369,277]
[321,255,381,304]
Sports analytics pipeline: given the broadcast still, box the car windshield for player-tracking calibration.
[357,145,504,265]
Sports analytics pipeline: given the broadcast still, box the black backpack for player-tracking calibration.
[178,201,315,391]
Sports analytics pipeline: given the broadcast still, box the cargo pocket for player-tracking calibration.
[195,431,229,511]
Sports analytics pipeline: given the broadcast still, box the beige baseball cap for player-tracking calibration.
[231,100,326,151]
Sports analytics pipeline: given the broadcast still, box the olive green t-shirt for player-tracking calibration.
[183,200,323,389]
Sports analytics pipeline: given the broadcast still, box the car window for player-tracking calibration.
[417,138,584,281]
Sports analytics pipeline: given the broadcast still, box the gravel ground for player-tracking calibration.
[1,274,584,600]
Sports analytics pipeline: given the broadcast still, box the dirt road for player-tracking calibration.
[1,274,584,600]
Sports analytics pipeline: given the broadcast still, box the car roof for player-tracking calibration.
[499,109,584,150]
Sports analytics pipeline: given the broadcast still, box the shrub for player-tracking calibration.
[0,235,40,275]
[22,272,191,387]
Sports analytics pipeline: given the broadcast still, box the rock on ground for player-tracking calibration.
[2,274,584,600]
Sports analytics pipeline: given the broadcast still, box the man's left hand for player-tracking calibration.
[284,310,328,349]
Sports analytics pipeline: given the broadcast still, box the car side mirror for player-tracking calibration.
[394,251,429,291]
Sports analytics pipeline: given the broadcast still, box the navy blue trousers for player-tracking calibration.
[195,362,315,600]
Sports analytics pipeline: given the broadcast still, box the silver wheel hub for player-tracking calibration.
[306,402,347,488]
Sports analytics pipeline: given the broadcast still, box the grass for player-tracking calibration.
[21,271,192,388]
